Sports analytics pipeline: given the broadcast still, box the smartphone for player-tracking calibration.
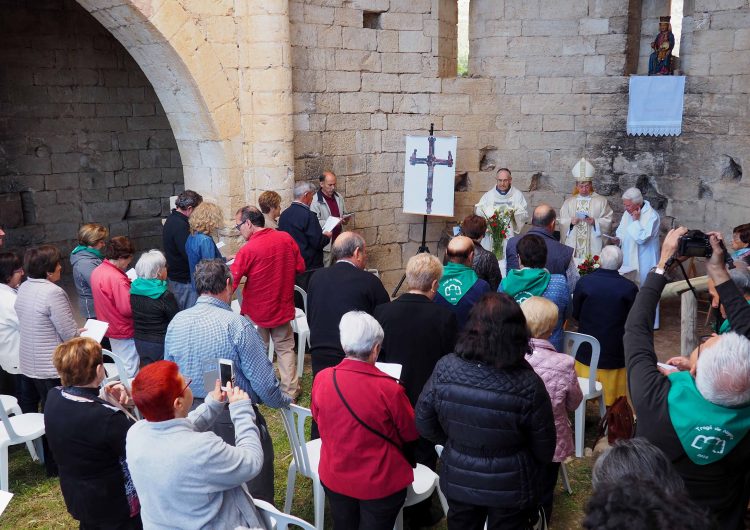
[219,359,234,391]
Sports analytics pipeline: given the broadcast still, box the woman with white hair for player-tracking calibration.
[311,311,419,530]
[572,245,639,406]
[130,250,179,366]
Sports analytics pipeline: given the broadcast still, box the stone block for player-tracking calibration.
[377,223,410,244]
[521,94,591,115]
[579,18,609,35]
[590,0,628,17]
[0,193,23,228]
[326,71,361,92]
[692,29,735,52]
[387,114,436,131]
[334,7,362,28]
[562,36,597,56]
[504,77,540,94]
[342,27,378,51]
[393,94,431,114]
[505,0,540,19]
[595,34,628,55]
[371,192,402,210]
[127,198,162,218]
[128,168,163,185]
[538,77,572,94]
[139,149,172,168]
[708,11,750,31]
[322,131,358,156]
[398,31,432,53]
[371,113,388,130]
[443,114,494,131]
[529,57,583,76]
[303,4,333,25]
[701,94,748,117]
[377,30,400,53]
[735,28,750,51]
[81,200,127,223]
[335,49,381,72]
[317,25,342,48]
[51,153,84,173]
[543,115,575,131]
[389,0,431,12]
[711,51,750,75]
[15,155,52,175]
[315,93,340,114]
[367,153,401,173]
[732,75,750,94]
[340,92,381,113]
[45,172,80,190]
[326,113,370,131]
[380,13,423,31]
[584,55,606,75]
[522,19,579,37]
[362,72,401,92]
[399,74,442,93]
[331,154,367,176]
[381,52,424,73]
[127,218,164,238]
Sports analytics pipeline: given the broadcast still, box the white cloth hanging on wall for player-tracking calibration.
[627,75,686,136]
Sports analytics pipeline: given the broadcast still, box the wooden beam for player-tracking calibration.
[681,290,698,356]
[660,275,710,299]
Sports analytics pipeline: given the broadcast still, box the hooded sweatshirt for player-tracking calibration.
[500,268,551,303]
[71,247,104,319]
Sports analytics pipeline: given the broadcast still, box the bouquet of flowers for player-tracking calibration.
[476,204,515,260]
[578,254,600,276]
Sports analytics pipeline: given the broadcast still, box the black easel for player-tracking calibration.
[391,124,435,298]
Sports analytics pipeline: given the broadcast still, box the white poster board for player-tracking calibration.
[402,135,457,217]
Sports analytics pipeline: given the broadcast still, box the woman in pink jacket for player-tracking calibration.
[91,237,138,377]
[520,296,583,525]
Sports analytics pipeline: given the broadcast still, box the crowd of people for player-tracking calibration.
[0,161,749,530]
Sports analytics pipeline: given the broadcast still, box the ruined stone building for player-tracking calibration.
[2,0,749,290]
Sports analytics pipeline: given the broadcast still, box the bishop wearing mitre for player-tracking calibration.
[559,158,613,259]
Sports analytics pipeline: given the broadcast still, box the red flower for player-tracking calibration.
[593,255,600,261]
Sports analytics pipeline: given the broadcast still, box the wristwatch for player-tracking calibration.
[650,266,665,275]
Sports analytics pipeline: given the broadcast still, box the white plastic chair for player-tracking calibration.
[562,331,606,458]
[0,395,41,462]
[280,405,324,530]
[254,498,316,530]
[103,348,136,392]
[0,405,45,490]
[375,362,402,379]
[395,464,448,530]
[292,285,310,376]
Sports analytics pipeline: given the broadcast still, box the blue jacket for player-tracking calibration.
[572,268,638,369]
[185,232,223,288]
[416,354,555,508]
[506,227,573,275]
[278,202,330,270]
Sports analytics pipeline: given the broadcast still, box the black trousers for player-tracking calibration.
[79,514,142,530]
[447,498,537,530]
[323,483,407,530]
[30,377,60,477]
[133,339,164,366]
[539,462,560,523]
[190,399,275,504]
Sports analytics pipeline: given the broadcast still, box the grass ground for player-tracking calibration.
[1,364,598,529]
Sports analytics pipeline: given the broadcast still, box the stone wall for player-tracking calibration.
[0,0,183,254]
[289,0,750,291]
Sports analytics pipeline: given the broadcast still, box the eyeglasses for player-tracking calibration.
[179,377,192,396]
[235,220,245,232]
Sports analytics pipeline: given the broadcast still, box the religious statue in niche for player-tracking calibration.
[648,15,675,75]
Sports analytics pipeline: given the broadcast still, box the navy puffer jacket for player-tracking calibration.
[416,353,555,508]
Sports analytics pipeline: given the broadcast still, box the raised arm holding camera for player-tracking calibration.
[623,226,750,530]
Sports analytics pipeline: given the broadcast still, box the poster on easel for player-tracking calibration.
[402,135,457,217]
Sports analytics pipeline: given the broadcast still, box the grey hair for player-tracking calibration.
[592,438,685,497]
[134,249,166,279]
[696,332,750,407]
[728,267,750,296]
[194,259,232,295]
[621,187,643,205]
[332,232,366,262]
[339,311,384,361]
[598,245,623,271]
[293,181,316,200]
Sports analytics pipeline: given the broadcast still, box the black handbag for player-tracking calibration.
[332,368,417,468]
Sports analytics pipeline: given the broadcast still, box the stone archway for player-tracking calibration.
[75,0,296,215]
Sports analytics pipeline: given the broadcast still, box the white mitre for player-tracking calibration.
[571,157,595,182]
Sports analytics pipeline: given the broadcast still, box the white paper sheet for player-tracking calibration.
[0,490,13,515]
[322,216,341,233]
[81,319,109,344]
[125,268,137,280]
[216,241,225,249]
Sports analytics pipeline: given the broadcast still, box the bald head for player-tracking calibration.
[532,204,556,230]
[447,236,474,265]
[333,231,366,267]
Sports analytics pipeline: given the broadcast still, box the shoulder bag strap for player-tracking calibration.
[332,368,401,449]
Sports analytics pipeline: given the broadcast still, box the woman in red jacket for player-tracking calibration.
[311,311,418,530]
[91,237,138,377]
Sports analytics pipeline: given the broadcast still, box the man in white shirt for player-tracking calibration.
[615,187,661,327]
[559,158,614,260]
[475,168,529,252]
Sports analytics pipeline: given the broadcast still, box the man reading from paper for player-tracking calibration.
[475,168,529,251]
[559,157,613,260]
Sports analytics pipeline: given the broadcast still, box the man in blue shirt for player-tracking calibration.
[165,258,290,503]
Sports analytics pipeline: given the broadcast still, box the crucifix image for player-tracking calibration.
[409,135,453,214]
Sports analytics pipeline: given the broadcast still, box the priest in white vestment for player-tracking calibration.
[559,158,614,260]
[615,187,661,327]
[475,168,529,251]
